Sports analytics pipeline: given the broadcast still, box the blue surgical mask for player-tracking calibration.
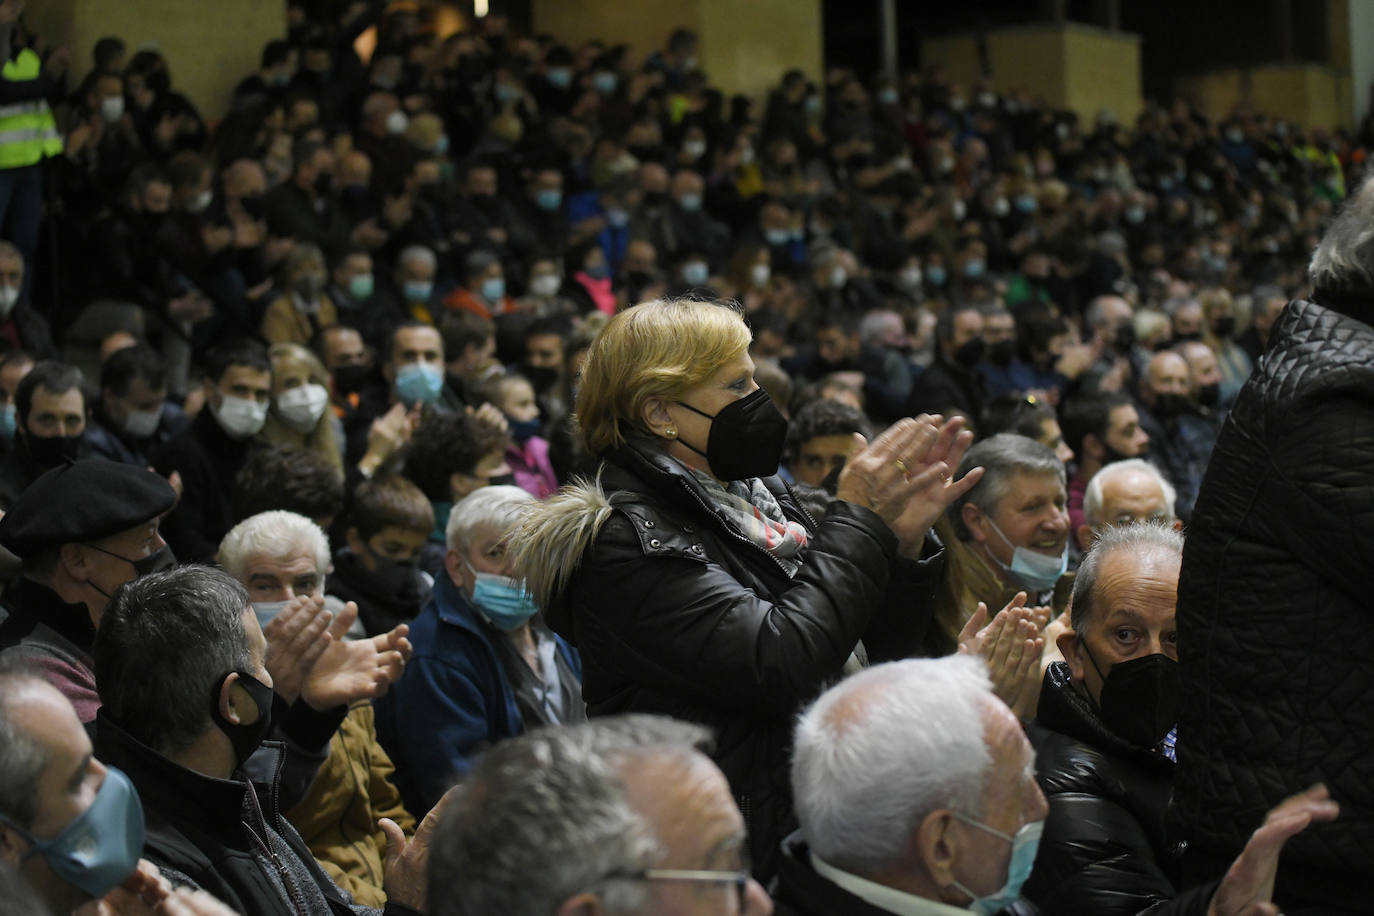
[1015,194,1038,214]
[926,265,947,287]
[403,280,434,303]
[764,227,791,247]
[253,599,291,630]
[481,276,506,304]
[592,71,618,94]
[583,263,610,281]
[963,258,986,279]
[507,415,541,444]
[347,272,375,301]
[0,767,145,899]
[605,208,630,228]
[0,403,14,440]
[951,814,1043,915]
[396,362,444,406]
[535,188,563,211]
[681,261,709,286]
[985,517,1067,592]
[546,67,572,89]
[677,192,702,212]
[464,559,540,631]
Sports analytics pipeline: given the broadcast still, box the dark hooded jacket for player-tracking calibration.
[1173,295,1374,912]
[1025,663,1215,915]
[510,438,943,881]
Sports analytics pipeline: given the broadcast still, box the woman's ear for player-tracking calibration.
[640,397,675,438]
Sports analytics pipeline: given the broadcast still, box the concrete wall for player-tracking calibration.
[27,0,284,124]
[531,0,821,101]
[1343,0,1374,126]
[921,23,1141,125]
[1176,64,1344,129]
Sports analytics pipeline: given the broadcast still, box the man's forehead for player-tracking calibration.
[246,549,321,577]
[7,678,89,760]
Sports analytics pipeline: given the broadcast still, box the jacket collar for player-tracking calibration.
[1034,661,1172,771]
[93,709,285,836]
[1310,288,1374,328]
[432,571,493,636]
[0,576,96,652]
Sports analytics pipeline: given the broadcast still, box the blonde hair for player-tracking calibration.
[576,298,752,455]
[263,342,343,478]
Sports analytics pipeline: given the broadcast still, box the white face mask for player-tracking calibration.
[0,285,18,318]
[750,263,771,288]
[275,382,330,433]
[187,189,212,213]
[122,407,162,438]
[529,274,561,298]
[386,109,409,135]
[100,95,125,122]
[212,393,268,439]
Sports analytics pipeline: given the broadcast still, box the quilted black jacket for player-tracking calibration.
[519,438,942,881]
[1173,296,1374,910]
[1024,664,1215,915]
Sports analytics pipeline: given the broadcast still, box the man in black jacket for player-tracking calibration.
[905,303,988,420]
[91,564,432,916]
[774,655,1045,916]
[1029,522,1337,916]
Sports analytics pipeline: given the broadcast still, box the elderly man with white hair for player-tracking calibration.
[1075,458,1178,553]
[772,655,1046,915]
[218,510,415,908]
[374,485,585,818]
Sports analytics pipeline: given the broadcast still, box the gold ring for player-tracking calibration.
[894,459,907,474]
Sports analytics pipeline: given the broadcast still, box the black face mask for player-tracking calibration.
[675,388,788,481]
[333,364,371,395]
[1152,393,1191,420]
[210,670,275,772]
[1114,324,1136,352]
[952,336,987,368]
[1082,645,1179,748]
[1172,331,1202,345]
[986,339,1016,368]
[85,542,176,578]
[525,365,560,393]
[365,550,422,602]
[24,433,85,470]
[1197,383,1220,409]
[1212,316,1235,337]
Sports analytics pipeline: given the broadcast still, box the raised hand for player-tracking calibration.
[262,596,333,705]
[958,593,1045,718]
[382,787,454,912]
[299,602,412,710]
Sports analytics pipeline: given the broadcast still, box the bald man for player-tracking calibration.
[1136,352,1214,523]
[1076,459,1180,552]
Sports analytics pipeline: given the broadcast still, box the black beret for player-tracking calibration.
[0,460,177,557]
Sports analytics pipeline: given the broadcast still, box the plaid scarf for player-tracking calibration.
[688,469,810,577]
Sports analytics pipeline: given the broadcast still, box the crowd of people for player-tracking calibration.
[0,0,1368,912]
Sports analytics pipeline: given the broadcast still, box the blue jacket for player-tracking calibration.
[374,572,580,816]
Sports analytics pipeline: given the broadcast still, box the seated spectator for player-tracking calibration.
[1025,523,1335,915]
[1198,287,1252,406]
[774,655,1046,915]
[319,324,376,422]
[91,565,431,914]
[261,242,339,346]
[905,303,988,419]
[263,342,343,479]
[378,245,441,326]
[1135,351,1212,524]
[1076,459,1178,552]
[979,394,1074,466]
[443,248,516,319]
[376,486,584,816]
[218,512,416,907]
[0,243,55,359]
[346,321,463,466]
[153,339,272,563]
[437,310,496,407]
[0,659,238,915]
[784,309,911,423]
[0,349,33,457]
[0,361,89,507]
[403,407,509,575]
[85,344,188,467]
[332,473,434,637]
[233,443,345,530]
[427,714,771,915]
[1060,394,1151,535]
[780,399,870,489]
[0,461,174,721]
[485,372,558,499]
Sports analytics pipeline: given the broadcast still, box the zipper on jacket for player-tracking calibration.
[244,777,310,912]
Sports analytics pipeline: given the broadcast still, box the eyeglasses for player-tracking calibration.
[608,868,750,909]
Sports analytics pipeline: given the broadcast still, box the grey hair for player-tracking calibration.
[1084,294,1128,330]
[792,656,994,875]
[94,566,256,757]
[428,715,712,916]
[0,658,49,828]
[446,485,536,553]
[1309,174,1374,293]
[1082,459,1177,529]
[218,510,330,584]
[1070,521,1184,633]
[857,309,902,348]
[948,433,1065,540]
[399,244,437,271]
[1162,295,1198,318]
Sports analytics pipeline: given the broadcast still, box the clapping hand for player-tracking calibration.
[300,602,412,710]
[958,592,1047,718]
[1207,784,1338,916]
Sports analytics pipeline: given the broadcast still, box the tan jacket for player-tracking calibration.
[260,293,338,346]
[285,703,414,908]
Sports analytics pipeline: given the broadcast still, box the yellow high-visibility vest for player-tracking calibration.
[0,48,63,169]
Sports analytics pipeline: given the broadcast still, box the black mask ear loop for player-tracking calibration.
[672,401,714,461]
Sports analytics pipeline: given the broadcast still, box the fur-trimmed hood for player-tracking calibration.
[508,473,615,624]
